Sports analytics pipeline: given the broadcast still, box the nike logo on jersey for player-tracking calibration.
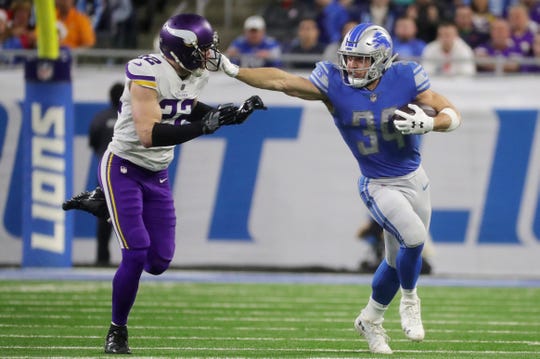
[133,61,142,66]
[159,178,168,183]
[422,182,429,191]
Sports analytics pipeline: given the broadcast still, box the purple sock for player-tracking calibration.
[396,244,424,290]
[111,248,147,326]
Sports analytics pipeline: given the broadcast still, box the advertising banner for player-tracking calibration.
[0,68,538,276]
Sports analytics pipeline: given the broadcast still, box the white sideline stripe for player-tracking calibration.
[11,306,540,321]
[4,299,539,313]
[5,313,535,327]
[1,323,539,336]
[1,334,539,346]
[0,345,538,355]
[4,313,540,327]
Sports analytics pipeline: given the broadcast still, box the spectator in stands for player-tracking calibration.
[454,4,490,48]
[56,0,96,48]
[262,0,317,44]
[8,0,34,49]
[76,0,105,30]
[471,0,496,35]
[225,15,283,68]
[353,0,400,35]
[475,17,522,73]
[411,0,445,43]
[392,16,426,60]
[0,7,22,50]
[131,0,166,33]
[284,18,326,69]
[521,31,540,72]
[107,0,137,49]
[315,0,349,46]
[507,4,536,56]
[0,7,22,61]
[521,0,540,27]
[322,19,358,63]
[422,21,476,76]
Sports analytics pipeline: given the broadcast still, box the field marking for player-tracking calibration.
[4,312,540,327]
[1,333,539,346]
[3,298,539,313]
[1,345,539,356]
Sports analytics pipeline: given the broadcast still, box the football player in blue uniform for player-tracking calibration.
[219,23,461,354]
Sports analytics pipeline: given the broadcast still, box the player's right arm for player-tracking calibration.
[130,82,163,148]
[220,53,325,101]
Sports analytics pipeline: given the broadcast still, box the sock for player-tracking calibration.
[401,287,419,302]
[361,297,388,322]
[396,244,424,290]
[371,259,400,305]
[111,248,147,326]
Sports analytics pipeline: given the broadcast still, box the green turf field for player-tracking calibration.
[0,279,539,358]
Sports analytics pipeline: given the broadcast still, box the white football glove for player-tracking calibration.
[394,104,434,135]
[218,52,239,78]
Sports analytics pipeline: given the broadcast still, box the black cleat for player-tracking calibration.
[62,186,109,219]
[104,324,131,354]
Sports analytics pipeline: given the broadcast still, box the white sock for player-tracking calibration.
[361,297,388,322]
[401,287,419,301]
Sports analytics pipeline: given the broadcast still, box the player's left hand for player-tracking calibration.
[393,104,434,135]
[201,104,238,134]
[232,95,267,125]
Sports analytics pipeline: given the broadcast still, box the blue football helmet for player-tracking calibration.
[337,23,396,88]
[159,14,220,77]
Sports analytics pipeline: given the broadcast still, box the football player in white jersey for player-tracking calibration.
[75,14,265,354]
[218,23,461,354]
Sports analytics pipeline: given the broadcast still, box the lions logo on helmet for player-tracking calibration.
[159,14,221,77]
[337,23,397,88]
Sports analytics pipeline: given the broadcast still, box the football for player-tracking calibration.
[394,101,437,120]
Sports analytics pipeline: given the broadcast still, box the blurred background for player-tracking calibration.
[0,0,539,278]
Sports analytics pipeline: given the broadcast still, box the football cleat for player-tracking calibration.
[400,297,425,341]
[354,312,393,354]
[104,324,131,354]
[62,186,109,219]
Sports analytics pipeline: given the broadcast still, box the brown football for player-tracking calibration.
[394,101,437,119]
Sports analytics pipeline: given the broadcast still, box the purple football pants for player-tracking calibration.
[99,149,176,326]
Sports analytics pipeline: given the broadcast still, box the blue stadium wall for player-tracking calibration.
[0,69,539,276]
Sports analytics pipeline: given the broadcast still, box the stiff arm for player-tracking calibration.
[236,66,329,98]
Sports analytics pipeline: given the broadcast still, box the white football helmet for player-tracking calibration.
[337,23,396,88]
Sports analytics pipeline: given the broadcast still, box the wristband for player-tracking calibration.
[440,108,460,132]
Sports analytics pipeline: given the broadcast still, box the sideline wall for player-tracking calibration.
[0,68,539,277]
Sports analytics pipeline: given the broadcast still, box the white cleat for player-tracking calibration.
[354,313,393,354]
[400,298,425,341]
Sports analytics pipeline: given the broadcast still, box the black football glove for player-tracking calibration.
[201,103,239,134]
[233,95,267,125]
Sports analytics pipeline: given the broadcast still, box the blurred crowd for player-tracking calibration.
[0,0,165,52]
[1,0,539,74]
[227,0,540,74]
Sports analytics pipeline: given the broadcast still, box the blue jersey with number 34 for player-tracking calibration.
[309,61,430,179]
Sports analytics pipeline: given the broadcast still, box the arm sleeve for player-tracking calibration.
[185,101,214,123]
[150,102,216,146]
[151,122,204,147]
